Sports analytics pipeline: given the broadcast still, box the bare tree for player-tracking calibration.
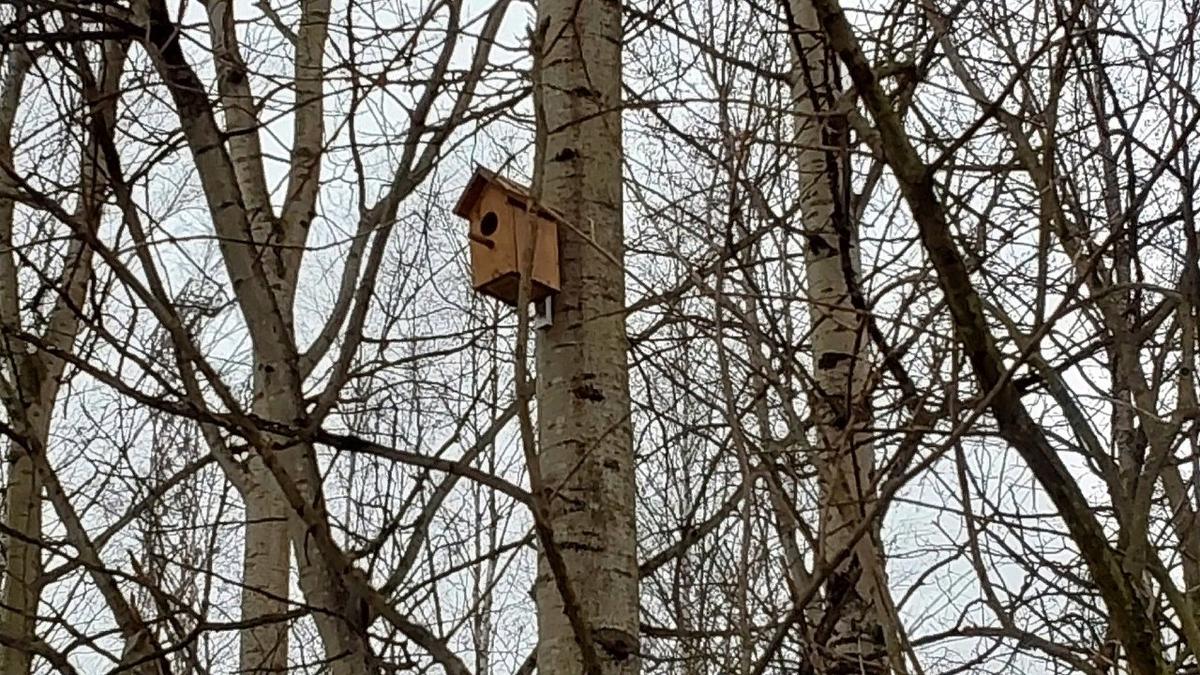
[0,28,134,673]
[0,0,1198,672]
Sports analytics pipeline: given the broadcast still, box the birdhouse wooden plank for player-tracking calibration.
[454,166,561,307]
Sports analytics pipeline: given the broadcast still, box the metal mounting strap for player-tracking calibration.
[532,296,553,330]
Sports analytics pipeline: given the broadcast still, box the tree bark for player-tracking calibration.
[803,0,1171,670]
[531,0,640,671]
[0,36,127,673]
[0,46,38,675]
[0,414,45,675]
[137,0,511,667]
[786,1,892,672]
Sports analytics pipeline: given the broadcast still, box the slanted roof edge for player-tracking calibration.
[452,165,572,226]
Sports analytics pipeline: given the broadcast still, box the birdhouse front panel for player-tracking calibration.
[463,178,560,306]
[468,187,519,293]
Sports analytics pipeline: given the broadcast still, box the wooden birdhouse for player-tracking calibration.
[454,166,561,307]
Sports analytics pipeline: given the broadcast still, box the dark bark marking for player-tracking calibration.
[806,233,837,257]
[817,351,851,371]
[571,384,605,401]
[594,627,638,661]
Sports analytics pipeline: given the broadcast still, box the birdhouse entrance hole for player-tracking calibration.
[480,211,499,237]
[453,166,562,308]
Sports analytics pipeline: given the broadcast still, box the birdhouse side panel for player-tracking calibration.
[528,216,560,292]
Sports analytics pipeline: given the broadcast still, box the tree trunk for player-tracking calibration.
[787,1,891,672]
[531,0,639,671]
[0,36,126,672]
[240,325,373,675]
[238,457,291,673]
[238,348,302,674]
[0,413,45,675]
[139,1,366,670]
[0,45,36,675]
[140,0,495,667]
[208,2,296,659]
[801,0,1172,669]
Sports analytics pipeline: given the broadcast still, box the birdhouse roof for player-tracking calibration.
[452,165,568,224]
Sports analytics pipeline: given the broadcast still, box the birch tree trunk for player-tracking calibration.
[531,0,640,670]
[138,0,508,669]
[0,47,38,675]
[201,3,295,666]
[0,36,125,673]
[138,0,375,670]
[787,1,891,672]
[0,413,44,675]
[802,0,1174,669]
